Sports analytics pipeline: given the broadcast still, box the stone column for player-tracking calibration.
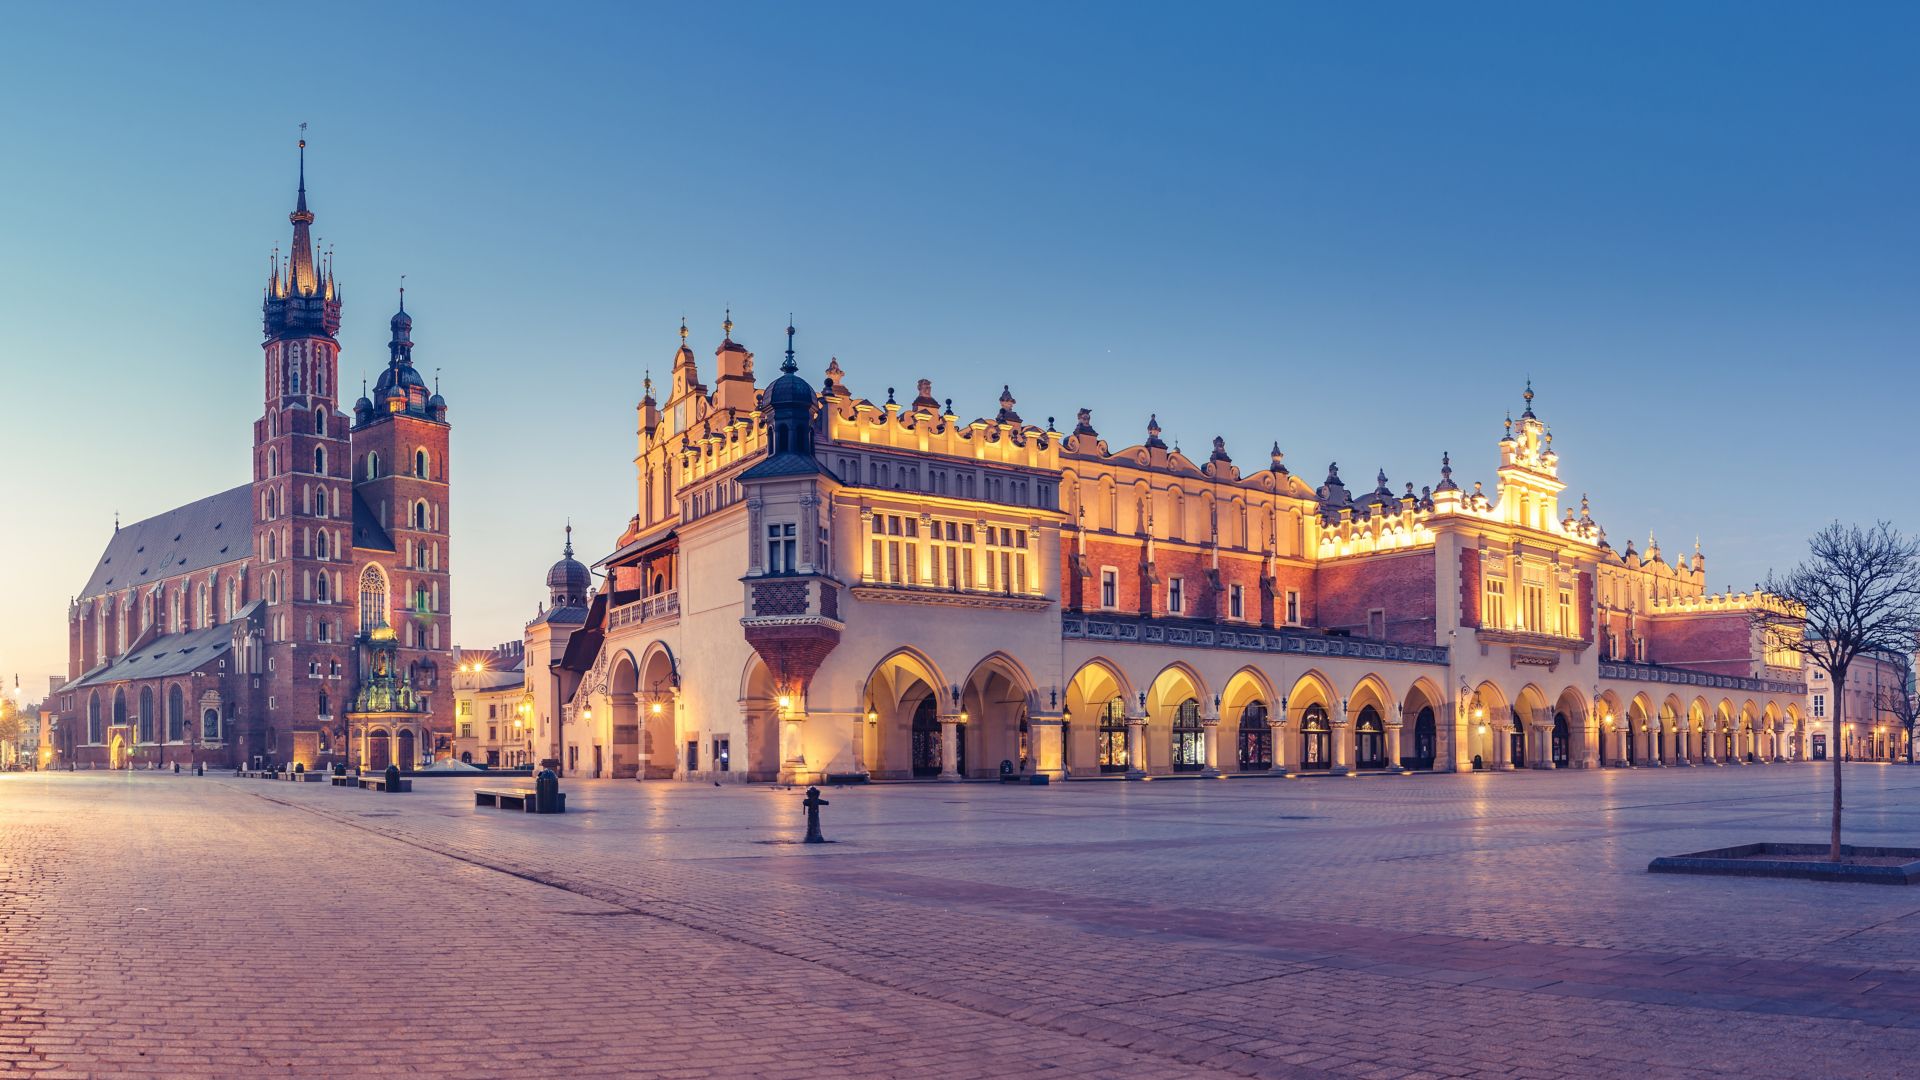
[1268,717,1290,775]
[1330,699,1352,776]
[779,710,809,785]
[1125,717,1148,778]
[1385,720,1406,772]
[938,716,963,781]
[1201,717,1221,777]
[1029,716,1064,780]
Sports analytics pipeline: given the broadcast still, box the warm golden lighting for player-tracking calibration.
[866,709,878,723]
[777,695,793,711]
[650,701,663,716]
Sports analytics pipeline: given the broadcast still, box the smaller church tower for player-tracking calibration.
[350,291,453,747]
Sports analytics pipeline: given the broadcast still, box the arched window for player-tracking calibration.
[314,447,326,475]
[1171,698,1204,771]
[415,449,428,478]
[1098,697,1129,773]
[89,691,102,743]
[268,448,278,476]
[359,564,389,634]
[204,708,220,742]
[1238,701,1272,771]
[414,501,429,530]
[268,575,279,604]
[1300,704,1331,770]
[316,572,330,602]
[167,685,184,742]
[138,686,154,743]
[315,531,329,560]
[113,687,127,733]
[367,452,380,479]
[1355,705,1386,769]
[266,532,277,561]
[313,406,325,433]
[318,690,330,718]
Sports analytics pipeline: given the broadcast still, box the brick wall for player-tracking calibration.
[1643,611,1753,676]
[1315,550,1436,644]
[1457,548,1481,629]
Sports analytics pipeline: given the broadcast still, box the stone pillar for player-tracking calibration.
[938,716,963,782]
[1201,717,1221,777]
[779,710,809,784]
[1385,721,1406,772]
[1330,699,1352,776]
[1268,717,1290,775]
[1125,717,1148,778]
[1449,697,1475,773]
[1029,716,1065,779]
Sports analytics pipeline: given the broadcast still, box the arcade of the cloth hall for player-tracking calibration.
[517,319,1808,785]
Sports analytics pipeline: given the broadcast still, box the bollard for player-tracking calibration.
[535,768,561,813]
[174,762,181,774]
[384,764,401,792]
[195,762,203,776]
[803,786,830,843]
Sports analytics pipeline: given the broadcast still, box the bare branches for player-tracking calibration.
[1754,521,1920,682]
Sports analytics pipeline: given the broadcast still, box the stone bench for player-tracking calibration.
[356,776,412,793]
[329,775,357,787]
[474,787,565,813]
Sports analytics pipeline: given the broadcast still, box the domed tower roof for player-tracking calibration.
[546,524,591,607]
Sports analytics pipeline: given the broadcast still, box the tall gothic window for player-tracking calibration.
[314,447,326,475]
[415,449,428,478]
[138,686,154,743]
[88,692,102,744]
[359,564,388,634]
[167,685,184,742]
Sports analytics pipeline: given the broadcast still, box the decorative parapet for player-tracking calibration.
[1598,660,1805,698]
[1647,590,1799,617]
[1063,614,1448,666]
[609,591,680,630]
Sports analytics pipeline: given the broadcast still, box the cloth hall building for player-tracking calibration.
[528,320,1810,785]
[45,148,454,771]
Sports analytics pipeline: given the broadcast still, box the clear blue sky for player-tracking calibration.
[2,2,1915,691]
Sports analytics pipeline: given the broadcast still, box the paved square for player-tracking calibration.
[5,766,1920,1078]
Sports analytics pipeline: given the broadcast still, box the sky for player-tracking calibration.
[1,2,1915,695]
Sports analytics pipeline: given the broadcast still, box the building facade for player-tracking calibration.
[533,321,1810,784]
[453,641,532,767]
[1807,650,1913,762]
[45,145,455,771]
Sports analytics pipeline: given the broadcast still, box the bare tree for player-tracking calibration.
[1753,522,1920,861]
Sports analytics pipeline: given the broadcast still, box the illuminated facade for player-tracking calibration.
[46,145,454,770]
[452,641,532,768]
[536,322,1810,782]
[1806,650,1912,763]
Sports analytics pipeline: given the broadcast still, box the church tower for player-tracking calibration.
[349,285,452,749]
[252,136,353,766]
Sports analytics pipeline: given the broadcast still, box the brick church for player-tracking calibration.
[46,142,453,771]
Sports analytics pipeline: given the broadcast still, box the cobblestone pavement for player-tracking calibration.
[6,765,1920,1078]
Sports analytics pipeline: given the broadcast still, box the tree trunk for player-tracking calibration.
[1830,673,1845,862]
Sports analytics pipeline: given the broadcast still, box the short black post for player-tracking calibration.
[384,763,401,792]
[173,762,181,774]
[535,767,561,813]
[803,786,829,844]
[195,762,203,776]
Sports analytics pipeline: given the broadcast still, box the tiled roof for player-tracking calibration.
[78,485,252,601]
[352,489,394,552]
[64,602,262,690]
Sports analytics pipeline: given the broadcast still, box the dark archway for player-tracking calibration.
[367,729,392,771]
[1408,707,1437,771]
[397,729,417,769]
[910,696,941,778]
[1171,698,1204,772]
[1551,712,1570,768]
[1098,697,1129,773]
[1237,701,1272,771]
[1300,705,1332,771]
[1509,709,1526,768]
[1355,706,1386,769]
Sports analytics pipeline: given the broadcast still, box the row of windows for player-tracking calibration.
[364,448,435,481]
[863,514,1033,593]
[1482,572,1577,637]
[1094,567,1302,624]
[84,688,222,744]
[93,574,236,660]
[832,454,1057,511]
[1065,478,1294,554]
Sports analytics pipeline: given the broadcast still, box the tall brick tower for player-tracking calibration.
[349,285,453,751]
[253,136,354,767]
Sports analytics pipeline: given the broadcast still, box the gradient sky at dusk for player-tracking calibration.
[2,2,1915,692]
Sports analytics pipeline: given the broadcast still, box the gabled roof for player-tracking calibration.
[78,485,252,601]
[740,453,837,481]
[352,489,394,552]
[64,601,261,690]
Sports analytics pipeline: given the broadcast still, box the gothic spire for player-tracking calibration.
[782,316,797,374]
[287,128,317,296]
